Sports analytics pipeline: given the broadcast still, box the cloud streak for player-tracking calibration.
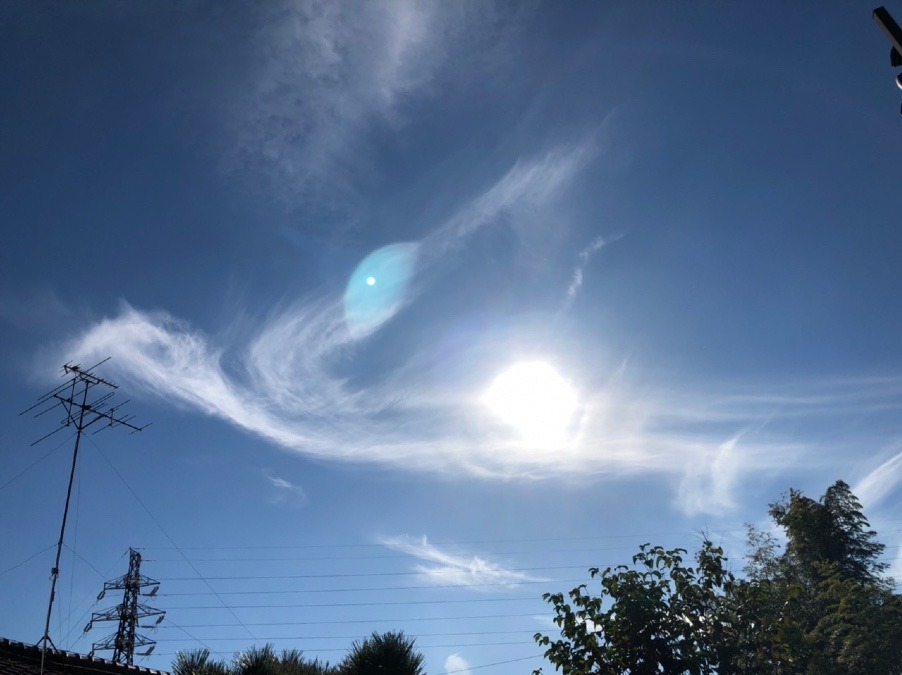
[379,535,541,588]
[564,234,619,307]
[853,449,902,510]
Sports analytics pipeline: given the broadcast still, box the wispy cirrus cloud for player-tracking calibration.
[264,472,307,507]
[59,282,902,514]
[853,448,902,510]
[53,114,902,516]
[222,0,494,212]
[59,146,604,473]
[563,234,621,309]
[421,142,596,261]
[379,535,541,588]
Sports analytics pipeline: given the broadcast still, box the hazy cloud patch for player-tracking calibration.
[443,653,472,675]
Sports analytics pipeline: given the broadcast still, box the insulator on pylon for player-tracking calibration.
[87,548,164,665]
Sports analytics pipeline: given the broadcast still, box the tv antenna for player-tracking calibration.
[20,358,148,654]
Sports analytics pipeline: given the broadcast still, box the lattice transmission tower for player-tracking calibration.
[84,548,164,664]
[21,358,147,654]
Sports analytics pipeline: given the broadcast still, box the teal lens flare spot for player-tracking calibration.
[344,243,419,338]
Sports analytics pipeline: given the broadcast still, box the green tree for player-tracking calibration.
[173,646,335,675]
[754,480,900,674]
[173,649,231,675]
[534,541,737,675]
[768,480,887,585]
[338,631,425,675]
[534,480,901,675]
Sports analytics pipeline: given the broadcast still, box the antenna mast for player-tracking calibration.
[21,359,147,652]
[84,548,164,664]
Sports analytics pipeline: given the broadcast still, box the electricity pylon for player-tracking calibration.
[85,548,164,664]
[21,358,147,653]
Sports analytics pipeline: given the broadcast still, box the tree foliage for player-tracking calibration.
[534,541,736,674]
[172,646,336,675]
[338,631,425,675]
[172,632,427,675]
[534,480,901,675]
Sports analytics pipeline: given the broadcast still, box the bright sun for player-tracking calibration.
[482,361,578,446]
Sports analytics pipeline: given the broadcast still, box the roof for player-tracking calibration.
[0,639,169,675]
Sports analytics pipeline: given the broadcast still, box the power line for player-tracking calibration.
[0,544,56,578]
[161,597,543,610]
[159,618,229,661]
[0,430,76,492]
[143,538,902,564]
[141,543,737,562]
[153,630,532,642]
[86,435,257,643]
[150,641,536,656]
[60,549,130,651]
[63,544,106,579]
[157,578,589,596]
[438,654,541,674]
[158,565,601,581]
[166,642,536,651]
[168,613,557,627]
[135,518,902,553]
[138,530,754,551]
[154,551,900,583]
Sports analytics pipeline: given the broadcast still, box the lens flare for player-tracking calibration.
[343,243,418,339]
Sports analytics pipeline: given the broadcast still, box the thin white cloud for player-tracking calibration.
[676,433,747,516]
[264,472,307,507]
[379,535,540,588]
[564,234,621,307]
[853,448,902,510]
[443,653,472,675]
[421,143,596,262]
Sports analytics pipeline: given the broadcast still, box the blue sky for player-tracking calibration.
[2,2,902,673]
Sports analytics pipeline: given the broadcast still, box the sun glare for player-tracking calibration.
[482,361,578,446]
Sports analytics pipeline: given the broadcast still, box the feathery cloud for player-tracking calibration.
[61,292,901,514]
[853,449,902,510]
[379,535,540,588]
[54,125,902,515]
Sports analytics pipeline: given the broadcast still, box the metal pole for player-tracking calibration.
[40,377,89,650]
